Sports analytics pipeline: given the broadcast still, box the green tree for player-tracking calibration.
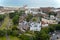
[55,24,60,30]
[0,30,6,37]
[42,27,50,34]
[35,30,50,40]
[26,14,33,22]
[48,24,60,31]
[32,18,37,22]
[19,34,32,40]
[18,10,25,16]
[12,25,19,30]
[49,24,56,32]
[7,29,12,35]
[0,14,5,21]
[48,12,57,17]
[12,15,19,25]
[11,30,19,36]
[9,12,16,19]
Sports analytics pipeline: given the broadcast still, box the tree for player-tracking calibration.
[18,10,25,16]
[35,30,50,40]
[12,25,19,30]
[39,32,50,40]
[0,30,6,37]
[55,24,60,30]
[11,30,19,36]
[19,34,32,40]
[32,18,37,22]
[49,24,56,32]
[12,15,19,25]
[0,14,5,21]
[48,24,60,32]
[9,12,16,19]
[47,12,57,17]
[7,29,12,35]
[42,27,50,34]
[26,14,33,22]
[9,10,25,19]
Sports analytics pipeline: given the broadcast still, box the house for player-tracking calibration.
[19,21,29,32]
[50,15,56,20]
[0,12,5,14]
[40,7,55,13]
[56,11,60,22]
[42,21,48,27]
[19,20,41,31]
[42,24,48,27]
[0,6,4,10]
[19,15,26,23]
[42,18,58,24]
[51,9,60,23]
[29,22,41,31]
[25,8,42,15]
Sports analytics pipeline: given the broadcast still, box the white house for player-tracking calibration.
[29,22,41,31]
[19,20,41,31]
[50,15,56,20]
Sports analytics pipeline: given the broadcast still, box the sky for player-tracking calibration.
[0,0,60,7]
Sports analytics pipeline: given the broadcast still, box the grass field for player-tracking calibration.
[0,15,13,30]
[0,16,9,30]
[0,36,20,40]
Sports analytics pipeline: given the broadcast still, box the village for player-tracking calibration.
[0,6,60,40]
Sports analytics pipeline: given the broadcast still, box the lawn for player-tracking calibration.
[0,36,6,40]
[0,36,20,40]
[0,16,9,30]
[0,16,13,30]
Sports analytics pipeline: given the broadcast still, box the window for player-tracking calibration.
[34,25,37,27]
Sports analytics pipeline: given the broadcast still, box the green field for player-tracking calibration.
[0,16,9,30]
[0,36,20,40]
[0,16,13,30]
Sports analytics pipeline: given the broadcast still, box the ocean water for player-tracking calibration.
[0,0,60,7]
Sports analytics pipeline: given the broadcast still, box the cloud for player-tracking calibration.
[0,0,60,7]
